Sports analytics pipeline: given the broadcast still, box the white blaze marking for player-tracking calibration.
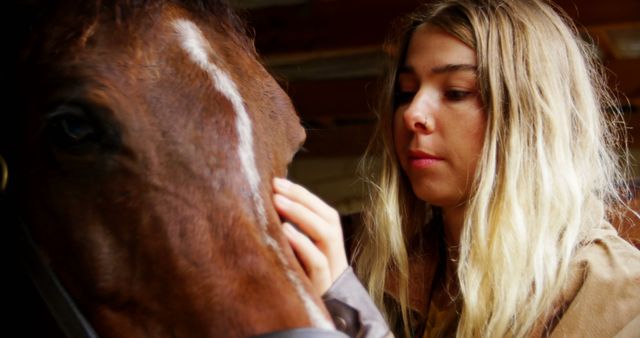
[173,19,332,330]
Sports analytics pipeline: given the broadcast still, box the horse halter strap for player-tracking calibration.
[0,155,7,192]
[251,328,350,338]
[0,154,98,338]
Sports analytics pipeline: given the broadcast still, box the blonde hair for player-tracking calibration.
[354,0,630,337]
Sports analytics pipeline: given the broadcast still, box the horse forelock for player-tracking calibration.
[13,0,254,62]
[14,0,240,22]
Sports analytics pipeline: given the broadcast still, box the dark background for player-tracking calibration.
[231,0,640,214]
[233,0,640,157]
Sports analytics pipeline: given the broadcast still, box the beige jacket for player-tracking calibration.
[323,267,394,338]
[382,224,640,337]
[538,225,640,337]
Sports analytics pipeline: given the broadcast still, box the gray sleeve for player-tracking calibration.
[322,267,393,338]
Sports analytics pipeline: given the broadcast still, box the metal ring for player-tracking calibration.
[0,154,8,192]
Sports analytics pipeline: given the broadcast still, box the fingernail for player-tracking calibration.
[282,222,299,237]
[274,194,291,206]
[283,222,294,232]
[274,177,292,190]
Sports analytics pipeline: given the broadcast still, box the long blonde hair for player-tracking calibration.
[354,0,630,336]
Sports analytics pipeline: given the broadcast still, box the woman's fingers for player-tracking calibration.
[274,177,340,226]
[273,193,327,243]
[273,178,349,283]
[283,222,332,294]
[273,178,343,248]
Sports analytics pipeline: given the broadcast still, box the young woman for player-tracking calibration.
[273,0,640,337]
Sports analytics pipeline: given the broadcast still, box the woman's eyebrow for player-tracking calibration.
[398,63,477,76]
[431,63,477,74]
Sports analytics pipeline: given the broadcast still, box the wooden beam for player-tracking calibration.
[300,123,374,158]
[229,0,308,10]
[244,0,422,55]
[284,78,379,123]
[553,0,640,27]
[265,46,386,81]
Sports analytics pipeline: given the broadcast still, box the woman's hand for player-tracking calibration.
[273,177,348,295]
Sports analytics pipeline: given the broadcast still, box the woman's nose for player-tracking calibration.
[403,93,435,134]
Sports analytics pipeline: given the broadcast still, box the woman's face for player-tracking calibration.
[394,24,486,212]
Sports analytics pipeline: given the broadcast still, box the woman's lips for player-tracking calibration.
[408,150,443,168]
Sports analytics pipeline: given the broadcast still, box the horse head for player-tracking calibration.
[3,0,338,336]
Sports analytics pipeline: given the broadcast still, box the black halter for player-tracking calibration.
[0,155,99,338]
[0,155,347,338]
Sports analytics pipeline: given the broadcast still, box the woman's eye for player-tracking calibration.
[394,91,416,105]
[444,89,472,101]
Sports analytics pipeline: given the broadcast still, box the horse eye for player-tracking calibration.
[45,105,100,153]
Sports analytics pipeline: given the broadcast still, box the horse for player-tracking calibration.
[1,1,344,337]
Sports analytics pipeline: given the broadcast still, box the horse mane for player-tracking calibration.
[106,0,255,53]
[10,0,250,38]
[109,0,249,35]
